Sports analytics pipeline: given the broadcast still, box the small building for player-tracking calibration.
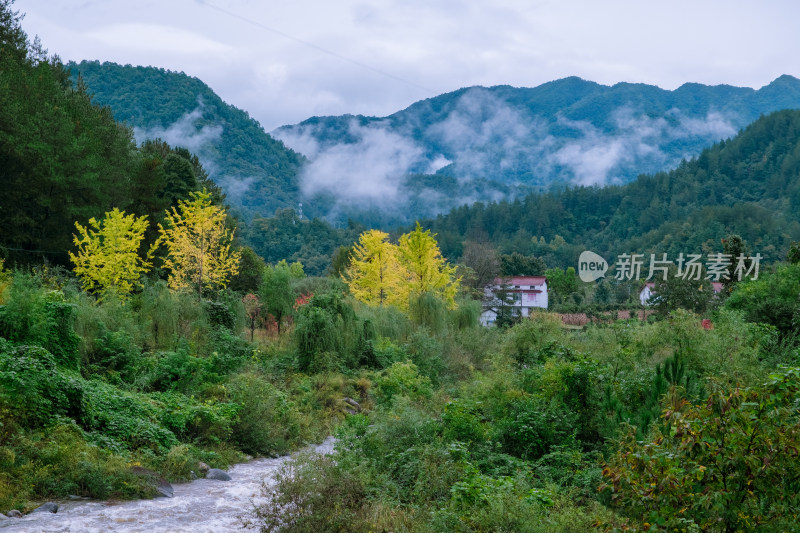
[480,276,548,326]
[639,282,656,306]
[639,281,724,306]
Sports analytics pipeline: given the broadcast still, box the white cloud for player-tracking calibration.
[13,0,799,131]
[133,104,222,153]
[85,23,233,55]
[283,119,426,204]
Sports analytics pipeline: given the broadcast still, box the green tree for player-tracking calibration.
[724,263,800,334]
[229,246,266,293]
[651,266,714,316]
[260,260,304,334]
[69,208,154,299]
[787,241,800,264]
[499,252,546,277]
[158,189,241,295]
[329,245,353,279]
[461,241,501,290]
[545,267,578,303]
[721,234,750,296]
[602,367,800,532]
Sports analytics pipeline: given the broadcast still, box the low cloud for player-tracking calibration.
[552,107,738,185]
[275,87,740,221]
[133,102,222,154]
[134,100,257,201]
[277,119,429,213]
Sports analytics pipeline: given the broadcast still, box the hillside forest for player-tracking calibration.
[2,2,800,532]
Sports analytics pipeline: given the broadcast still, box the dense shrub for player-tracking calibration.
[228,373,305,455]
[248,452,369,533]
[0,342,71,426]
[495,396,577,461]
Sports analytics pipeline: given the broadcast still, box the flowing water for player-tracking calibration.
[0,438,335,533]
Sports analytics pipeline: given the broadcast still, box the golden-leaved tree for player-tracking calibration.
[69,208,155,299]
[158,189,241,295]
[344,224,460,310]
[344,229,406,307]
[397,222,460,309]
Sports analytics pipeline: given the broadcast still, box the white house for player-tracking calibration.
[480,276,548,326]
[639,281,723,306]
[639,282,656,306]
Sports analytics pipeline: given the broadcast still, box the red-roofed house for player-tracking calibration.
[481,276,548,326]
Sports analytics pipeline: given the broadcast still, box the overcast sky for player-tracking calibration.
[14,0,800,131]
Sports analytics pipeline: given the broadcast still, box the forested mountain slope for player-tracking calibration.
[68,60,305,220]
[423,109,800,267]
[67,60,800,226]
[278,75,800,187]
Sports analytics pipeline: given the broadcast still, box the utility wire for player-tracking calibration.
[198,1,434,95]
[1,246,67,255]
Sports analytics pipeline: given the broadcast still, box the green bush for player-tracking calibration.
[228,373,304,455]
[77,379,180,453]
[502,312,564,365]
[495,396,577,461]
[151,391,236,445]
[247,452,369,533]
[374,361,433,405]
[0,273,80,368]
[0,342,70,427]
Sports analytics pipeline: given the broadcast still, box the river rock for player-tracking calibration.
[197,461,210,473]
[131,466,174,498]
[155,478,174,498]
[206,468,232,481]
[7,510,21,518]
[343,397,361,409]
[32,502,58,514]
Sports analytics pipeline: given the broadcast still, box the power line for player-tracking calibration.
[1,246,68,255]
[198,1,434,95]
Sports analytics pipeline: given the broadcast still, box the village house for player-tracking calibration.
[480,276,548,326]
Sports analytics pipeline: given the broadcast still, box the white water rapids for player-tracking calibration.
[0,438,335,533]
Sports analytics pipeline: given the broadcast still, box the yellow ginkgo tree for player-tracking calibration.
[69,208,155,299]
[344,224,460,311]
[343,229,406,307]
[397,222,460,309]
[158,189,241,295]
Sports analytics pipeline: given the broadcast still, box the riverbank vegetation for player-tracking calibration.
[3,1,800,529]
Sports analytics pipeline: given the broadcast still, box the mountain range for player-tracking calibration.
[68,61,800,226]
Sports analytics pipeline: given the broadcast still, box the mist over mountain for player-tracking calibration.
[424,108,800,268]
[275,76,800,223]
[68,61,305,220]
[69,61,800,226]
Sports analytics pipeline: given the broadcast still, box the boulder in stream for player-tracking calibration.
[130,466,174,498]
[31,502,58,514]
[7,510,22,518]
[206,468,232,481]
